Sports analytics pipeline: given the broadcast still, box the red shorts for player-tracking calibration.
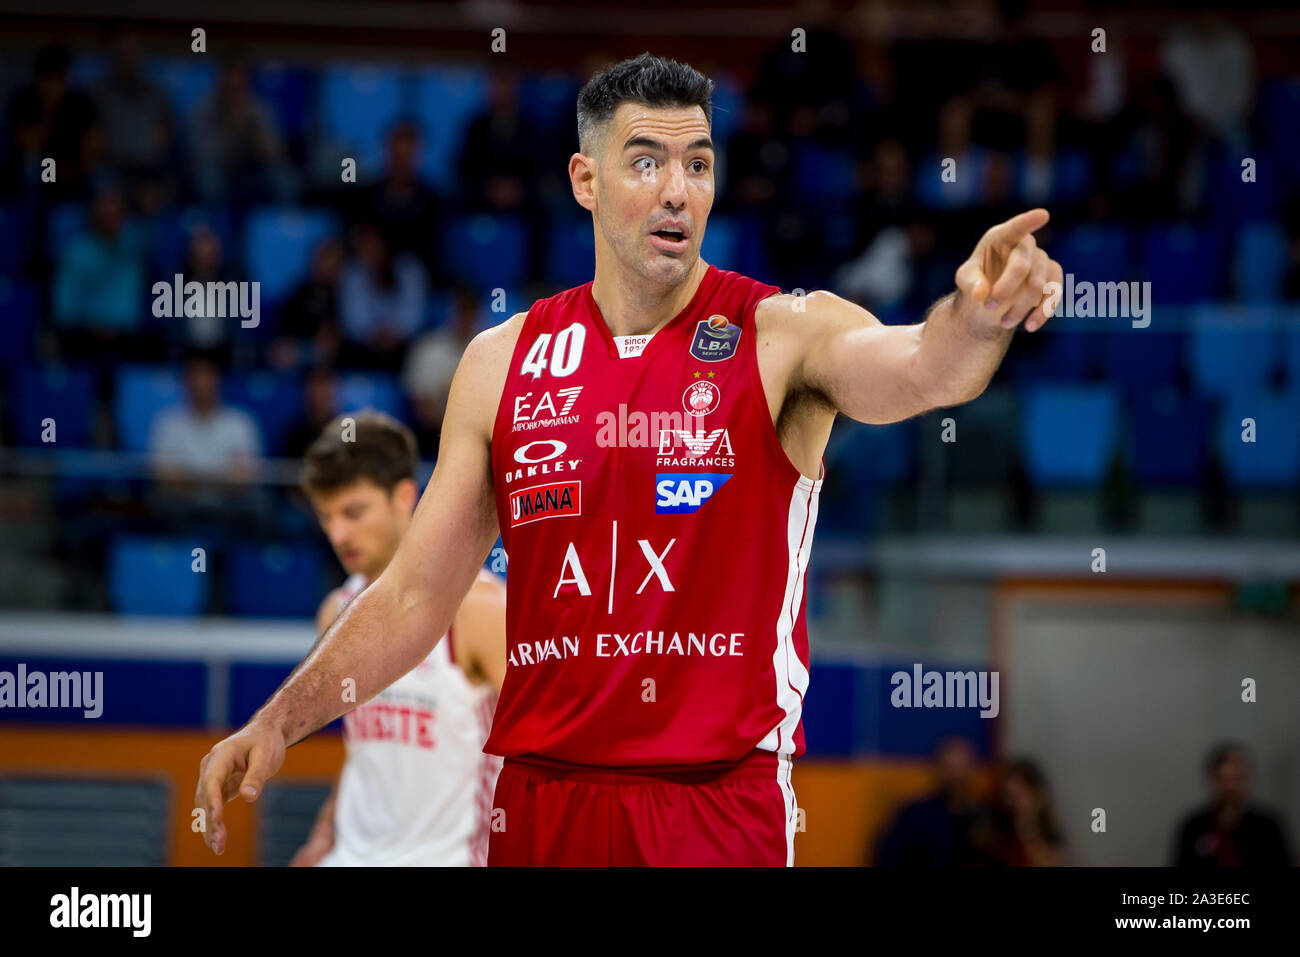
[487,751,796,866]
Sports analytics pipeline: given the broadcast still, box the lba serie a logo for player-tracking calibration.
[690,314,741,362]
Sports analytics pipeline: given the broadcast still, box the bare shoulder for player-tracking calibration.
[754,289,881,339]
[448,312,528,433]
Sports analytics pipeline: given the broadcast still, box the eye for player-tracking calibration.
[689,159,709,173]
[633,156,656,173]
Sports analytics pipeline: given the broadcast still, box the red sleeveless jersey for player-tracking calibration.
[484,264,823,767]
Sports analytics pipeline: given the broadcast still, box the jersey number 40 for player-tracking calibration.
[521,322,586,380]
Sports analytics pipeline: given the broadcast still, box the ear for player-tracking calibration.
[396,477,418,513]
[569,151,597,212]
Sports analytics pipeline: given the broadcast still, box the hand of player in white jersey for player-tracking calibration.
[954,208,1064,334]
[194,721,287,856]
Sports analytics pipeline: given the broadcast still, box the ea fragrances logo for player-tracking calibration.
[682,380,721,417]
[655,472,731,513]
[689,314,741,362]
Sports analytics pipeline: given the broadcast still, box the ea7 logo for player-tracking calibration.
[657,428,734,456]
[513,386,582,427]
[655,473,731,513]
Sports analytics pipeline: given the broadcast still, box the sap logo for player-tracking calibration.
[510,480,581,527]
[655,473,731,513]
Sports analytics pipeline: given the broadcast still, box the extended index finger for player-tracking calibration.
[986,208,1050,249]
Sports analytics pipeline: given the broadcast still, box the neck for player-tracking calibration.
[590,258,709,338]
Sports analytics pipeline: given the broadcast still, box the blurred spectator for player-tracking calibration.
[338,220,427,371]
[971,758,1066,866]
[1171,743,1295,867]
[283,366,340,459]
[720,97,791,215]
[270,236,344,371]
[91,32,175,206]
[400,285,481,455]
[52,182,151,361]
[168,223,246,364]
[149,352,262,482]
[874,737,980,866]
[361,119,442,277]
[3,43,99,199]
[148,351,267,532]
[834,139,934,316]
[1116,73,1197,220]
[456,71,538,215]
[1160,12,1254,148]
[189,57,290,208]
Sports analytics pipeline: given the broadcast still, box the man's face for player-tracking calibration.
[309,479,410,577]
[1211,754,1250,805]
[584,103,714,288]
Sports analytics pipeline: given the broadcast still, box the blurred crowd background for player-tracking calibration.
[0,0,1296,866]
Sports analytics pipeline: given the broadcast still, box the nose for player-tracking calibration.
[660,160,687,210]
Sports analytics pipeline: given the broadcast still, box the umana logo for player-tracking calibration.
[655,473,731,514]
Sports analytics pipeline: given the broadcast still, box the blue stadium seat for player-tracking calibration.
[412,66,488,192]
[1188,306,1279,398]
[700,215,738,270]
[1022,383,1120,484]
[1217,389,1300,487]
[441,213,527,293]
[708,72,745,147]
[1130,387,1207,485]
[317,63,407,172]
[143,56,217,119]
[12,365,96,448]
[1234,221,1288,304]
[792,143,857,201]
[147,206,236,276]
[1008,329,1093,384]
[1285,317,1300,390]
[829,420,915,484]
[46,202,87,259]
[223,371,304,456]
[1052,224,1130,284]
[1205,146,1282,228]
[335,372,403,419]
[253,62,315,144]
[1099,328,1183,397]
[544,217,596,290]
[1144,225,1225,304]
[243,207,338,304]
[519,71,580,133]
[1260,78,1300,172]
[0,279,39,372]
[228,543,323,618]
[109,536,209,616]
[0,204,32,272]
[114,364,183,453]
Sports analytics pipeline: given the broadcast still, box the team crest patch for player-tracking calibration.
[689,314,741,362]
[682,380,721,417]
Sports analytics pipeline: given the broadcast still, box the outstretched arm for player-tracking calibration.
[790,209,1063,424]
[194,317,519,855]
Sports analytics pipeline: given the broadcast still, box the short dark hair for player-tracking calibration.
[576,53,713,154]
[299,409,418,497]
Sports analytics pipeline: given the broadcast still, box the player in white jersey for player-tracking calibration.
[287,410,506,867]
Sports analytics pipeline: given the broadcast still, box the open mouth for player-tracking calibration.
[652,228,686,242]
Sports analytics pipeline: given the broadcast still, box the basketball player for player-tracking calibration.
[197,54,1063,865]
[287,411,505,866]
